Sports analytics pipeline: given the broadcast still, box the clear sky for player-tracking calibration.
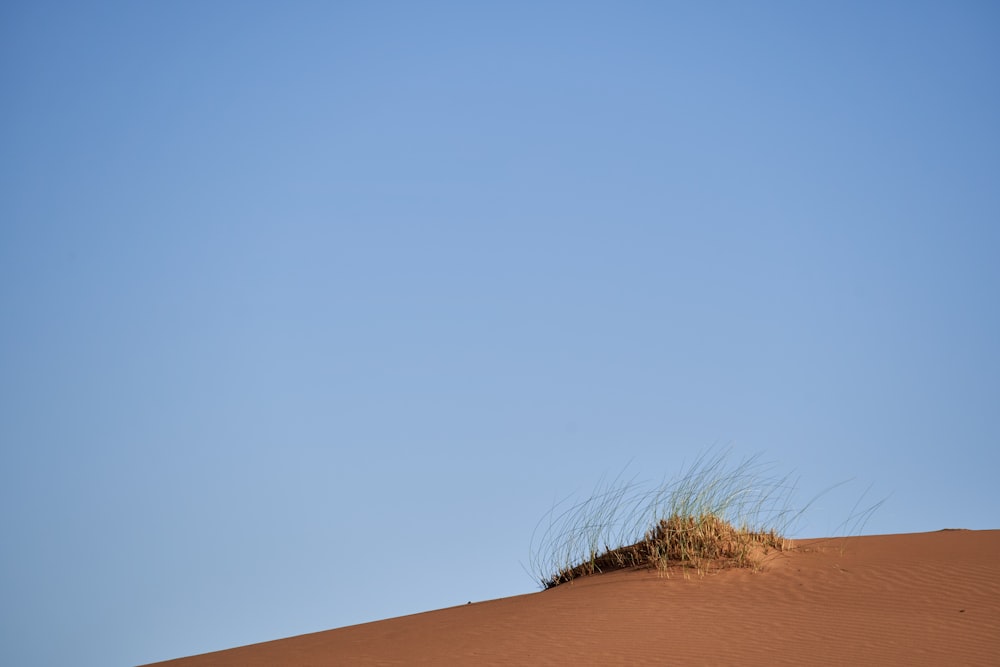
[2,2,998,666]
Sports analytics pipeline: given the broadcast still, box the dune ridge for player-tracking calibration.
[145,529,1000,666]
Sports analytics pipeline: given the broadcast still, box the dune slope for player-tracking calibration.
[144,529,1000,666]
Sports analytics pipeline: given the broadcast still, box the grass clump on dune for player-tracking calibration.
[529,449,797,589]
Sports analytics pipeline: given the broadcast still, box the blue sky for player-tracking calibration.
[2,2,998,665]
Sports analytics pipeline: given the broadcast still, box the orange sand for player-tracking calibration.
[143,529,1000,666]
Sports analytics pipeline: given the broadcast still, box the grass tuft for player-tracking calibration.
[529,448,800,589]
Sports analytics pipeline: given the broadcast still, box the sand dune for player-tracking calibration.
[144,529,1000,666]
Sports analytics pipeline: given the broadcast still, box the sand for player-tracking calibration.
[143,529,1000,666]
